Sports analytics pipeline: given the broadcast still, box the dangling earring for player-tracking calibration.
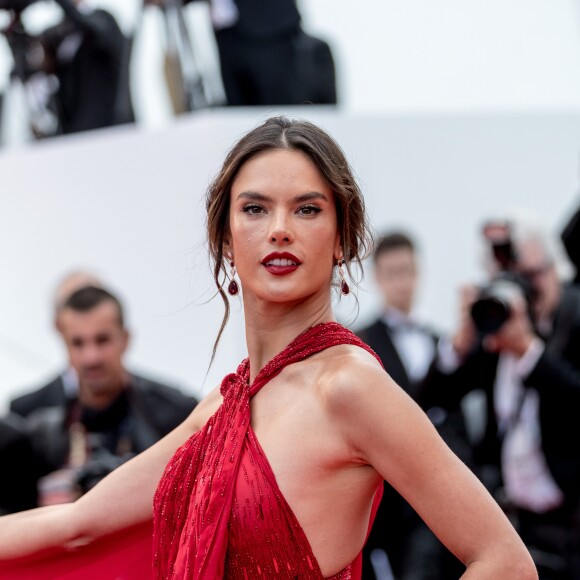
[337,259,350,295]
[227,259,239,296]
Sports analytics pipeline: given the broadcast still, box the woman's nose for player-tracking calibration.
[269,212,293,243]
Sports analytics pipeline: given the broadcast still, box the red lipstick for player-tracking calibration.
[261,252,301,276]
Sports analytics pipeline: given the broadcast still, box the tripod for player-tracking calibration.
[138,0,224,115]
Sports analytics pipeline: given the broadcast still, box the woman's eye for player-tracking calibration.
[298,205,321,215]
[242,204,264,215]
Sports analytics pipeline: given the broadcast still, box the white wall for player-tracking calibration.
[299,0,580,112]
[1,107,579,413]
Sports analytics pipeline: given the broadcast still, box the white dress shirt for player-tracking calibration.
[382,308,435,385]
[496,340,564,513]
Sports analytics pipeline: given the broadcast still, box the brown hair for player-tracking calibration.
[374,231,415,263]
[206,116,373,357]
[63,286,125,328]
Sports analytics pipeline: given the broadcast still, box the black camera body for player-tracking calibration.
[470,221,535,335]
[471,271,533,335]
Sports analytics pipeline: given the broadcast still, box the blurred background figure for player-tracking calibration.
[0,414,38,514]
[176,0,336,107]
[437,215,580,579]
[11,270,103,415]
[1,0,133,138]
[561,202,580,286]
[0,0,336,142]
[356,232,469,580]
[9,279,197,507]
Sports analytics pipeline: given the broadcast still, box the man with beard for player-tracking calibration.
[10,284,196,505]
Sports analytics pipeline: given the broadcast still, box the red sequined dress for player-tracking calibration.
[153,322,383,579]
[0,323,382,580]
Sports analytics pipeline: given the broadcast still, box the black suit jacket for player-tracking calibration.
[41,0,131,134]
[184,0,301,37]
[10,376,67,418]
[562,204,580,284]
[11,372,195,439]
[357,319,433,400]
[0,415,41,513]
[10,372,197,498]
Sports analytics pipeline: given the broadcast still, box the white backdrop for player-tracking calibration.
[1,107,579,412]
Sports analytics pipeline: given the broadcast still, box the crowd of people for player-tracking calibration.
[357,211,580,579]
[0,0,336,141]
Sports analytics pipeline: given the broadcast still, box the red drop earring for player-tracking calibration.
[227,260,239,295]
[337,259,350,295]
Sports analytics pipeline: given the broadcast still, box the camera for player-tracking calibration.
[470,221,535,335]
[75,447,134,493]
[1,0,53,89]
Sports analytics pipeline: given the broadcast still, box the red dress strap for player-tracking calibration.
[249,322,382,397]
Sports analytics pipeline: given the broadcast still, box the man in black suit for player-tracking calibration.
[358,233,437,400]
[357,232,469,580]
[10,284,196,505]
[440,218,580,578]
[180,0,304,106]
[32,0,132,135]
[148,0,336,107]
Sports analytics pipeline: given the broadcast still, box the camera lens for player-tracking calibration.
[470,296,511,335]
[470,277,524,335]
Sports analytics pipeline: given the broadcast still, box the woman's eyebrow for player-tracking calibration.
[236,191,329,203]
[236,191,269,202]
[294,192,329,203]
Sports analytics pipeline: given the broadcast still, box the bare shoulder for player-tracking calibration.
[315,343,435,464]
[316,343,404,412]
[310,348,537,578]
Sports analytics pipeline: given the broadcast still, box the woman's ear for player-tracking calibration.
[223,232,234,261]
[333,234,342,263]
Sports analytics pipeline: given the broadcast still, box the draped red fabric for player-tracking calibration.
[153,322,384,579]
[0,521,153,580]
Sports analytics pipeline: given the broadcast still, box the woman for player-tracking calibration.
[0,117,536,579]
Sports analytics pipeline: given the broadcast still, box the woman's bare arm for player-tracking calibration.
[329,353,538,579]
[0,386,222,560]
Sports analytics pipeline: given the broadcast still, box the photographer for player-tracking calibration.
[11,283,197,506]
[440,217,580,578]
[2,0,132,137]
